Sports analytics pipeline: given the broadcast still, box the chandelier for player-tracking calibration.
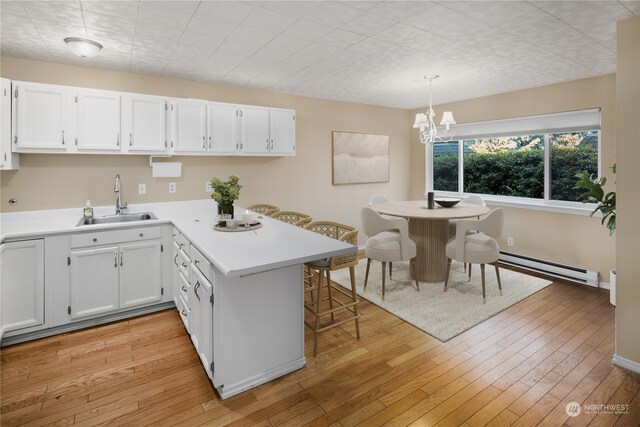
[413,74,456,144]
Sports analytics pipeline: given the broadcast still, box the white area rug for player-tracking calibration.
[330,260,552,342]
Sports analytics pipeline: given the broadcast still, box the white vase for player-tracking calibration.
[610,269,616,306]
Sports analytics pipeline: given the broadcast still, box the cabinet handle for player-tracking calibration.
[129,133,132,146]
[117,132,120,146]
[139,233,144,237]
[266,138,269,149]
[181,285,187,292]
[181,309,187,318]
[194,260,199,265]
[236,142,238,150]
[178,243,184,248]
[240,142,243,149]
[181,262,187,268]
[174,253,179,267]
[194,281,201,301]
[114,253,118,267]
[209,136,212,149]
[120,252,123,266]
[271,139,274,150]
[202,136,205,149]
[93,237,98,242]
[62,130,65,145]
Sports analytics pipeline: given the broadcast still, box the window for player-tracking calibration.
[429,109,601,207]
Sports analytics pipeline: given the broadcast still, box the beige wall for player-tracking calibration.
[410,75,617,280]
[615,16,640,365]
[0,57,412,242]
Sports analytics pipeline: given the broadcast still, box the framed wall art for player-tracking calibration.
[332,131,390,185]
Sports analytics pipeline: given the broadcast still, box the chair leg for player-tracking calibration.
[468,263,472,280]
[481,264,486,304]
[411,259,419,291]
[389,262,393,279]
[381,262,386,301]
[444,258,452,292]
[313,270,324,357]
[364,258,372,290]
[349,266,360,340]
[495,264,503,295]
[326,270,335,323]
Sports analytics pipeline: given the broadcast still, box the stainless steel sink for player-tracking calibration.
[76,212,157,226]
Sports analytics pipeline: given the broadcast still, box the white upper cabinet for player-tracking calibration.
[0,78,19,170]
[240,106,270,155]
[170,99,207,153]
[76,89,121,152]
[208,103,239,154]
[269,109,296,155]
[122,94,168,154]
[12,81,71,152]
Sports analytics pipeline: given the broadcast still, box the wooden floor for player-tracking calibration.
[2,273,639,426]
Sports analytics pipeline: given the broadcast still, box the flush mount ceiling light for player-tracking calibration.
[413,74,456,144]
[63,37,103,58]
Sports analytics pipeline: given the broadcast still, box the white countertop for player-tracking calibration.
[0,200,356,278]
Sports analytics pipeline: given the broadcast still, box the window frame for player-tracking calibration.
[427,121,602,216]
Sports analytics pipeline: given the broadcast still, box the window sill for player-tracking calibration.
[427,192,599,217]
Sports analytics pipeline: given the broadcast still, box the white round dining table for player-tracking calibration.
[373,200,490,283]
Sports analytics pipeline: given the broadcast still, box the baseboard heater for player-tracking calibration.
[499,251,600,287]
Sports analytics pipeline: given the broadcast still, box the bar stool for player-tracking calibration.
[304,221,361,356]
[247,204,280,216]
[271,210,312,228]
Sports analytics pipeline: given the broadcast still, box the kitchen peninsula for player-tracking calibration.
[0,199,355,398]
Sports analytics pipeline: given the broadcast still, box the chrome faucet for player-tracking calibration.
[114,174,128,215]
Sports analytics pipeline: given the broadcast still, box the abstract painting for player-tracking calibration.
[332,131,390,185]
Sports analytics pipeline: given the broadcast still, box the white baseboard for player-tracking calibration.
[612,354,640,374]
[599,281,611,290]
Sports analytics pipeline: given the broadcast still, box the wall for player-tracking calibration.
[0,56,412,242]
[410,75,617,280]
[615,16,640,367]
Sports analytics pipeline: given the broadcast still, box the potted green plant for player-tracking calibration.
[575,164,616,304]
[210,175,242,218]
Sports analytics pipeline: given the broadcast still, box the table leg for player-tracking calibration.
[408,218,450,283]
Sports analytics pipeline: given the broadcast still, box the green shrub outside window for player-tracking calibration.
[433,130,599,203]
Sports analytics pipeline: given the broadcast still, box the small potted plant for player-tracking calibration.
[575,164,616,304]
[210,175,242,218]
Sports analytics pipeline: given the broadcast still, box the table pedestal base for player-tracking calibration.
[409,218,450,283]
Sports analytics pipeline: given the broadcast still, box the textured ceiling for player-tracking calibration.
[1,0,638,109]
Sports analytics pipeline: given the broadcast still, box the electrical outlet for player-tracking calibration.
[169,182,176,193]
[507,237,514,247]
[138,183,146,195]
[206,181,213,192]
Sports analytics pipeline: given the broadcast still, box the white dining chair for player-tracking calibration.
[361,207,419,301]
[368,194,389,206]
[444,208,503,304]
[448,195,486,238]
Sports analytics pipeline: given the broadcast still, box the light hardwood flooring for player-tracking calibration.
[1,272,639,426]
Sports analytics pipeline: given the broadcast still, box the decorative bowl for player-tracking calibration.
[435,198,461,208]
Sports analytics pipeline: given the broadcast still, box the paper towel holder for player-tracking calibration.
[149,155,182,178]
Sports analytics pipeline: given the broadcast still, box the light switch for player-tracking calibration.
[138,183,146,195]
[206,181,213,192]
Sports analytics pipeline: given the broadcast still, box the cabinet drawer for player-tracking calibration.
[175,294,190,332]
[178,269,190,307]
[175,231,190,255]
[191,245,213,284]
[71,226,161,248]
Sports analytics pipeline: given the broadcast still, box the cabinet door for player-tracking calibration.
[0,78,19,170]
[269,109,295,155]
[0,240,44,333]
[119,240,162,309]
[123,94,167,153]
[240,106,270,154]
[198,275,214,380]
[208,103,239,154]
[70,246,119,319]
[77,89,121,152]
[13,81,69,151]
[170,99,207,153]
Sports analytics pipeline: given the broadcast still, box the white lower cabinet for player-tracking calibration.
[69,227,163,320]
[0,239,44,334]
[69,245,119,319]
[191,263,214,379]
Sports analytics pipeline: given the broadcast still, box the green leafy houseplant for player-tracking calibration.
[210,175,242,216]
[575,164,616,235]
